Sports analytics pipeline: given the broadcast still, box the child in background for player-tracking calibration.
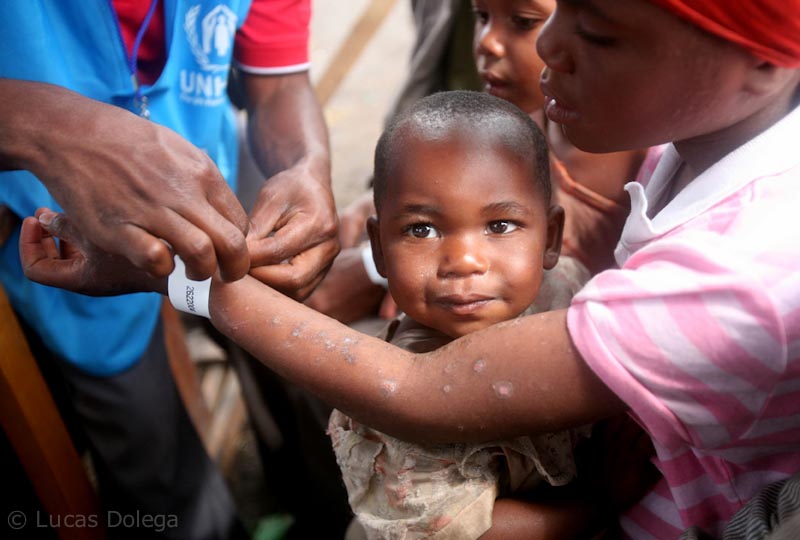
[329,91,594,539]
[20,0,800,537]
[472,0,648,275]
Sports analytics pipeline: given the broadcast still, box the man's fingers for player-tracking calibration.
[191,208,250,282]
[250,262,326,300]
[115,206,239,281]
[248,215,336,267]
[107,204,248,281]
[207,180,250,236]
[106,224,176,278]
[248,240,338,300]
[205,183,251,281]
[146,211,217,280]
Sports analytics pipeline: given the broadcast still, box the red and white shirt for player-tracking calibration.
[568,104,800,538]
[113,0,310,84]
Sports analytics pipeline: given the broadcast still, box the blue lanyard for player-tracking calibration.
[108,0,160,118]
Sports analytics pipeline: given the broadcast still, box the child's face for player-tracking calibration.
[472,0,556,114]
[537,0,764,153]
[368,130,562,339]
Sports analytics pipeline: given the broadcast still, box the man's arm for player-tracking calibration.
[238,70,339,299]
[0,78,250,281]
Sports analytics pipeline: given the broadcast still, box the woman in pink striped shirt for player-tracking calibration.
[20,0,800,537]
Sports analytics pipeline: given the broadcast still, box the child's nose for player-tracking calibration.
[438,236,489,278]
[476,22,505,58]
[536,9,574,74]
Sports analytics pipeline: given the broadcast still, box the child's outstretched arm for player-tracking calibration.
[21,210,626,444]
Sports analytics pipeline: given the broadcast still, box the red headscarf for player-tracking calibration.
[648,0,800,67]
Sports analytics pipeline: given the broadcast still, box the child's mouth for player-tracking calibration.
[436,294,494,316]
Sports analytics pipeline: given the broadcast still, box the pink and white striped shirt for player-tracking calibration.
[567,104,800,539]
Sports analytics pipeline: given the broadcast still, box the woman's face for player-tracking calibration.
[536,0,764,154]
[473,0,557,114]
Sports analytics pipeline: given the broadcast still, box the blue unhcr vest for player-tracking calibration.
[0,0,252,375]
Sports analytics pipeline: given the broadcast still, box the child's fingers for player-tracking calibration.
[19,216,63,282]
[33,209,71,259]
[19,216,53,262]
[20,214,85,291]
[37,209,75,243]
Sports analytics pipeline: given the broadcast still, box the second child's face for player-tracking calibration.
[369,132,561,339]
[472,0,556,114]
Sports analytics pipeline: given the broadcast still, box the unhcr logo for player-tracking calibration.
[180,4,238,106]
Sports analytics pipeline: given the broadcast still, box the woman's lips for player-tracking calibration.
[540,79,579,125]
[544,95,579,125]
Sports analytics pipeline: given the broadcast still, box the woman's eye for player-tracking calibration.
[575,27,616,47]
[487,220,518,234]
[406,223,438,239]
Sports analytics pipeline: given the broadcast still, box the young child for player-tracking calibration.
[328,90,592,539]
[20,0,800,537]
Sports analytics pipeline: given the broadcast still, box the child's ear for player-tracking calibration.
[543,205,564,270]
[366,215,388,277]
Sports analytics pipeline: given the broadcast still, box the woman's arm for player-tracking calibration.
[210,274,625,443]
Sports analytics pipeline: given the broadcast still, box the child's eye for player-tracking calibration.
[487,220,519,234]
[472,9,489,25]
[404,223,439,239]
[511,15,541,31]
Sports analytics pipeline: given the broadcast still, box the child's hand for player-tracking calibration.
[20,208,166,296]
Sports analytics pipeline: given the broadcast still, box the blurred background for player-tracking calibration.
[310,0,413,207]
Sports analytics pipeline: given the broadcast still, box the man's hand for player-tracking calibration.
[20,208,164,296]
[0,80,250,282]
[246,161,339,300]
[238,71,338,300]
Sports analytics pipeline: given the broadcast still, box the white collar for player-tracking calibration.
[616,104,800,264]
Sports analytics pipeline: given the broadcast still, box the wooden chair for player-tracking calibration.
[0,278,219,540]
[0,283,105,540]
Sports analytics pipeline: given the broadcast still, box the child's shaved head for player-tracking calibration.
[373,90,550,212]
